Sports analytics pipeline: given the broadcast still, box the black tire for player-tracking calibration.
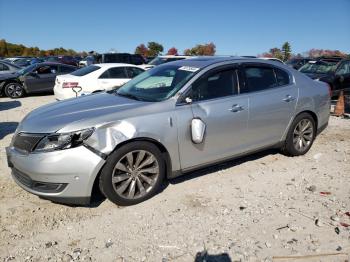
[4,82,25,98]
[99,141,165,206]
[281,112,316,156]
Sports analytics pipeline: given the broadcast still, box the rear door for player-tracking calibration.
[176,65,249,169]
[241,63,298,148]
[97,67,129,90]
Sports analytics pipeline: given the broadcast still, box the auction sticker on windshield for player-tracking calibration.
[178,66,200,72]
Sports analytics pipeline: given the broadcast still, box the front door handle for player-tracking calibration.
[229,104,244,112]
[283,95,296,102]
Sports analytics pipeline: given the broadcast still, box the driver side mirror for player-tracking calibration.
[191,118,206,144]
[29,71,38,77]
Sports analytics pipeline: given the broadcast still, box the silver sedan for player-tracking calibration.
[6,57,330,206]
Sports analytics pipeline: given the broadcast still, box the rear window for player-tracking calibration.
[60,66,76,73]
[0,63,9,71]
[71,65,100,76]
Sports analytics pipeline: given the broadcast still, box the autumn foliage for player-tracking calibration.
[0,39,83,57]
[166,47,178,55]
[184,42,216,56]
[306,49,347,58]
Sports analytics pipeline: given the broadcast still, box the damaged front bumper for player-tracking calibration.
[6,146,105,205]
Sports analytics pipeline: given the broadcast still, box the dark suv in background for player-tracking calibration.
[299,57,350,97]
[95,53,146,65]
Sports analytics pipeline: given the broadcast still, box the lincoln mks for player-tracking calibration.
[6,57,330,206]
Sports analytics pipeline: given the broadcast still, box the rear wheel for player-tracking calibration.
[282,113,316,156]
[99,141,165,206]
[4,82,25,98]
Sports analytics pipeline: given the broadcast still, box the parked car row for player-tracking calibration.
[1,54,348,100]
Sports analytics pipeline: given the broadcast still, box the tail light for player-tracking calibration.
[62,82,79,88]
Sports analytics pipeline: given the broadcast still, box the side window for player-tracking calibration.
[191,69,237,102]
[336,62,350,75]
[0,63,9,71]
[126,67,144,78]
[244,66,277,92]
[274,68,290,86]
[100,67,127,79]
[99,70,109,79]
[37,65,57,74]
[109,67,127,78]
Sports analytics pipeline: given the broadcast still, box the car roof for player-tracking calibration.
[157,55,191,58]
[36,62,76,67]
[166,56,284,68]
[0,60,21,68]
[94,63,142,68]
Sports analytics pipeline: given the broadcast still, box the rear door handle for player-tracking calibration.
[283,95,296,102]
[229,104,244,112]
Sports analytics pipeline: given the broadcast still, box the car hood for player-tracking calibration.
[0,72,18,80]
[303,72,330,80]
[18,92,148,133]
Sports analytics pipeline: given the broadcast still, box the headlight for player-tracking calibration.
[34,128,94,152]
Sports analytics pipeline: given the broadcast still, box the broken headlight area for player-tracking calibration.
[33,128,94,153]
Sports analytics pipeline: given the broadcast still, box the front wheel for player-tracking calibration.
[281,113,316,156]
[99,141,165,206]
[4,83,25,98]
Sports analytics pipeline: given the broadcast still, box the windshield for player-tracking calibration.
[17,64,37,75]
[70,65,100,76]
[299,62,337,74]
[116,64,199,102]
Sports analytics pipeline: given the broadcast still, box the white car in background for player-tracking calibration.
[54,63,145,100]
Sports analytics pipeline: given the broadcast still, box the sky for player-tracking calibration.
[0,0,349,56]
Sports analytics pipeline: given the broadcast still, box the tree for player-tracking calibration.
[167,47,178,55]
[135,44,149,57]
[0,39,9,57]
[147,42,163,57]
[306,48,347,58]
[281,42,292,61]
[183,42,216,56]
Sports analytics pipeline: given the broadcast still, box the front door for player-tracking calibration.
[176,66,249,170]
[25,65,58,92]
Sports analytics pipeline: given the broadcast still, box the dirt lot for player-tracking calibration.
[0,95,349,262]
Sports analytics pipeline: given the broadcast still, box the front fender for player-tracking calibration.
[84,115,181,172]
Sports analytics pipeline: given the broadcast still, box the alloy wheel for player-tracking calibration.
[111,150,160,199]
[292,119,314,152]
[6,84,23,98]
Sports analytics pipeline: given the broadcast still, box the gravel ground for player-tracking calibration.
[0,95,349,262]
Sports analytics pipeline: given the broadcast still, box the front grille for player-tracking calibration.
[13,133,45,153]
